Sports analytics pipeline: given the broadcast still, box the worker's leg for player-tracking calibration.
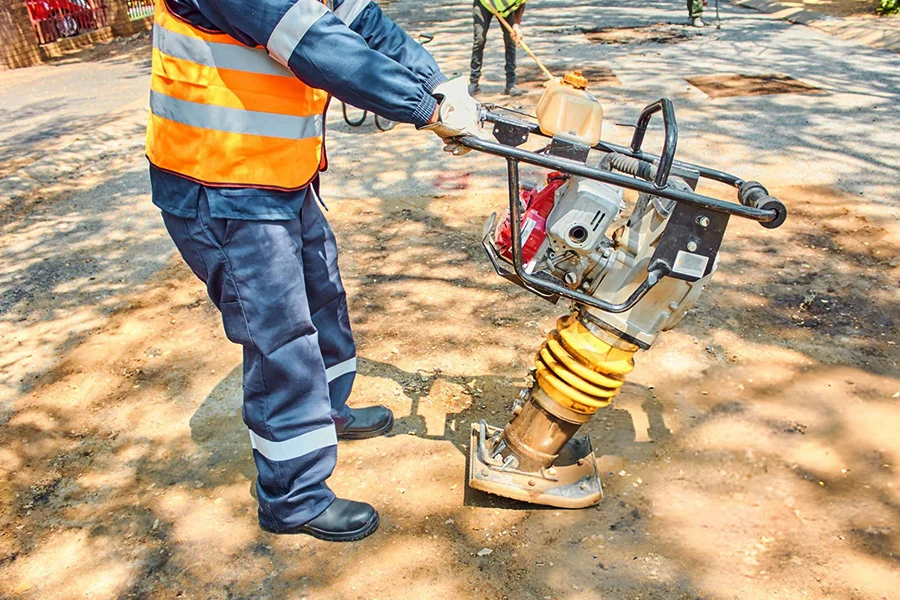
[470,0,493,86]
[299,187,393,440]
[161,192,336,532]
[501,22,518,90]
[298,187,355,427]
[688,0,704,18]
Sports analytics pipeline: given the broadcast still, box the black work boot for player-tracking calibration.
[468,82,481,95]
[504,85,524,96]
[336,406,394,440]
[262,498,379,542]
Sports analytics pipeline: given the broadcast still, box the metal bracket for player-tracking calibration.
[650,203,729,282]
[491,114,533,148]
[548,137,591,163]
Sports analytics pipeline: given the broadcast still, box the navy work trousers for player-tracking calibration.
[161,185,356,531]
[470,0,518,88]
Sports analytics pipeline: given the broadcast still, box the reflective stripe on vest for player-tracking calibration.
[478,0,526,18]
[146,0,329,190]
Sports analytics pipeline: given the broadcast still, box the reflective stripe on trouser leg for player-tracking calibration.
[248,424,337,461]
[160,192,337,531]
[299,191,356,424]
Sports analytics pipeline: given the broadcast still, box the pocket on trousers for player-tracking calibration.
[197,190,234,250]
[220,301,252,346]
[204,216,234,250]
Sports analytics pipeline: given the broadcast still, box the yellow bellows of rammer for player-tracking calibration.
[533,314,636,415]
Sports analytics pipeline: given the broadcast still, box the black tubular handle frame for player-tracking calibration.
[459,132,778,223]
[458,104,779,223]
[629,98,677,189]
[457,100,786,311]
[477,103,752,189]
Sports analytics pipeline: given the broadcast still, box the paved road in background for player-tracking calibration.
[412,0,900,208]
[0,35,151,168]
[1,2,897,209]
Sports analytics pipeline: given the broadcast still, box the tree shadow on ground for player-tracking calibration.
[1,0,898,598]
[0,145,172,404]
[0,33,151,168]
[6,90,896,600]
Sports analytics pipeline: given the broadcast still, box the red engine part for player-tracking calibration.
[494,172,570,271]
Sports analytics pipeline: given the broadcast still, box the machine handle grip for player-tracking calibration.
[739,181,788,229]
[630,98,678,190]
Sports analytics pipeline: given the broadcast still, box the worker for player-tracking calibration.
[147,0,479,542]
[469,0,527,97]
[688,0,705,27]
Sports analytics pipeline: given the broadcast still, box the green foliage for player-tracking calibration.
[877,0,900,16]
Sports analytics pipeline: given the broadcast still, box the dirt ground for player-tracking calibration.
[1,1,899,599]
[787,0,890,18]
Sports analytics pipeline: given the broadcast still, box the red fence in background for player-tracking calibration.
[24,0,109,45]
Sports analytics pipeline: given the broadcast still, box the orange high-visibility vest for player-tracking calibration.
[146,0,329,190]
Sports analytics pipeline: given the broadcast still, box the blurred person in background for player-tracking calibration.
[469,0,527,96]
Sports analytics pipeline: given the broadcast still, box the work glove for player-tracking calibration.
[421,77,482,156]
[512,24,523,43]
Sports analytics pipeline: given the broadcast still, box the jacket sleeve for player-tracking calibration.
[333,0,447,92]
[197,0,437,125]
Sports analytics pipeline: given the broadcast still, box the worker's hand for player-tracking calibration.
[421,77,481,156]
[512,24,523,43]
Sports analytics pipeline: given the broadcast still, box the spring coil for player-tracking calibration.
[533,314,636,415]
[607,152,657,182]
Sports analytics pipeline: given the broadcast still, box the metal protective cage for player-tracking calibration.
[459,99,787,313]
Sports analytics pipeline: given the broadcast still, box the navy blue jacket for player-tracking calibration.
[151,0,446,220]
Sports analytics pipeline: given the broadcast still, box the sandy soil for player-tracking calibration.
[2,133,897,600]
[784,0,892,18]
[1,1,898,599]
